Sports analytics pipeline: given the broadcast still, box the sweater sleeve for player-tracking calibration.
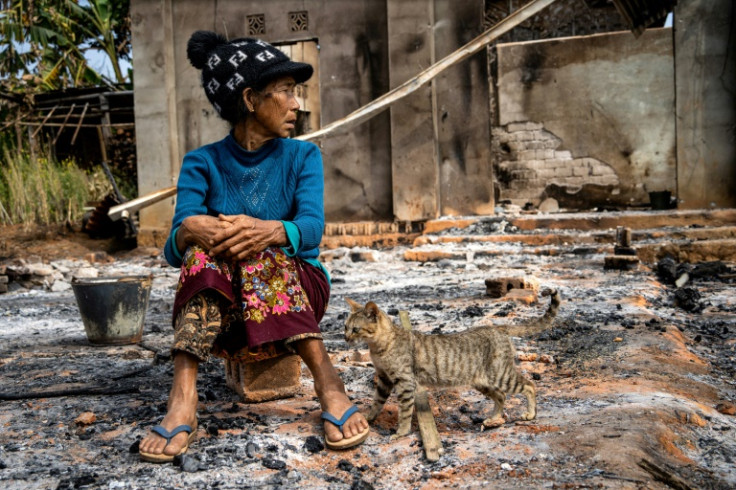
[163,151,212,268]
[286,142,325,254]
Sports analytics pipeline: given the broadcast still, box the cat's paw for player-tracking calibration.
[521,412,536,421]
[481,416,505,428]
[365,409,381,422]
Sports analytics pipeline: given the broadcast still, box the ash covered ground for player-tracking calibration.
[1,218,735,489]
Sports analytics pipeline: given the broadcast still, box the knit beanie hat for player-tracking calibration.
[187,30,314,123]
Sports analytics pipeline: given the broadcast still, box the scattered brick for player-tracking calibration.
[716,402,735,416]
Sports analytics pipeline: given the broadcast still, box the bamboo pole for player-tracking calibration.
[107,186,178,221]
[70,102,89,146]
[31,105,57,139]
[18,121,136,129]
[52,103,76,145]
[296,0,557,142]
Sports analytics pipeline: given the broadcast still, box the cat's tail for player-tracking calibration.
[538,288,560,326]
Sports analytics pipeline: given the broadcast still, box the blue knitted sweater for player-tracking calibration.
[163,133,325,274]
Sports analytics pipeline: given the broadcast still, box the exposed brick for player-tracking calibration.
[598,175,620,185]
[537,168,556,179]
[524,160,545,170]
[423,218,479,234]
[506,122,528,132]
[507,141,524,151]
[511,169,537,180]
[716,402,736,415]
[85,252,114,264]
[524,178,545,189]
[349,251,378,262]
[225,355,302,403]
[555,167,573,178]
[573,165,591,177]
[403,249,462,262]
[516,131,534,141]
[525,122,544,131]
[555,150,572,159]
[604,254,639,270]
[499,161,525,172]
[505,288,538,305]
[485,276,539,298]
[592,164,616,175]
[517,149,536,161]
[493,131,510,143]
[543,139,559,149]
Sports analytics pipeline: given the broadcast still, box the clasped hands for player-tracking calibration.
[178,214,286,262]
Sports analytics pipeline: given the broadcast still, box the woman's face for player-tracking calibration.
[247,76,301,139]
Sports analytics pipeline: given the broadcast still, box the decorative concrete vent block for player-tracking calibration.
[485,276,539,299]
[225,354,302,403]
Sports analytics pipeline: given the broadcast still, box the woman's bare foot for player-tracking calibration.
[139,353,200,459]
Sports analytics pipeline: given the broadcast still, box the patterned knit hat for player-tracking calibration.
[187,30,313,123]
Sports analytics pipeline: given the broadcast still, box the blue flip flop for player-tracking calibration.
[139,423,197,463]
[321,405,369,450]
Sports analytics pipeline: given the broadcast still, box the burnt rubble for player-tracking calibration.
[1,212,736,489]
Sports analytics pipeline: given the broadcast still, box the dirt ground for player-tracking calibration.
[0,213,735,489]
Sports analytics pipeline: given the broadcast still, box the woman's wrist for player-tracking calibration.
[177,217,194,251]
[268,220,287,247]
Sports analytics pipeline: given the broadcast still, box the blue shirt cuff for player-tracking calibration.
[281,221,300,256]
[170,226,183,262]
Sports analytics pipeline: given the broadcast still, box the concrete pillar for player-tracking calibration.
[674,0,736,209]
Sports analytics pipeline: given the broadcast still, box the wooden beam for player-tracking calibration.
[399,310,442,462]
[296,0,557,143]
[31,105,57,138]
[52,103,76,145]
[70,102,89,146]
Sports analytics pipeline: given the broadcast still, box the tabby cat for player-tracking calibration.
[345,289,559,439]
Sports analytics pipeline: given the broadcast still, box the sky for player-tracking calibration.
[85,49,133,83]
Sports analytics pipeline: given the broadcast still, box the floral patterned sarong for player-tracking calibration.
[172,245,328,363]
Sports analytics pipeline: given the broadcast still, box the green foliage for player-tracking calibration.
[0,138,103,225]
[0,0,132,94]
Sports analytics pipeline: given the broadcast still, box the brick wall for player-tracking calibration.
[493,121,619,205]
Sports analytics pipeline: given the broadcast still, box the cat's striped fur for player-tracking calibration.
[345,289,559,439]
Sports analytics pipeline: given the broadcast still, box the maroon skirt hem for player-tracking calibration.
[172,246,329,352]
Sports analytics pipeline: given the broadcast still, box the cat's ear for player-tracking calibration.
[345,298,362,312]
[365,302,380,320]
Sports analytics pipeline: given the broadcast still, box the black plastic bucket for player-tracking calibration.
[71,275,152,345]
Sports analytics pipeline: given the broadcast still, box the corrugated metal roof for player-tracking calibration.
[610,0,677,36]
